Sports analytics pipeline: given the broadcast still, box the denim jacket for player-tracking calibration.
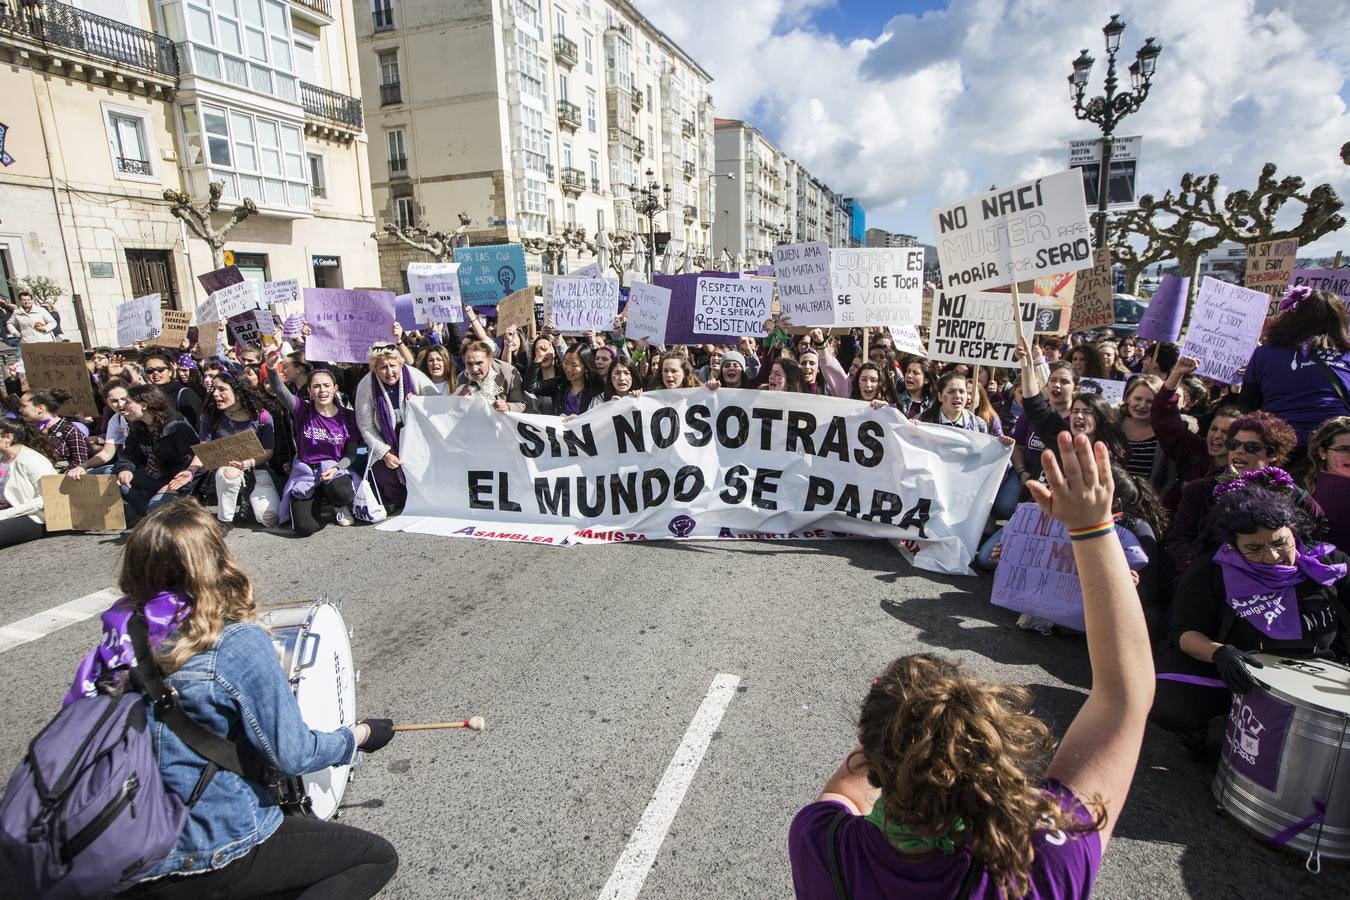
[142,621,357,879]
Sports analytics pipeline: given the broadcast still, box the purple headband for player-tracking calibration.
[1278,285,1313,313]
[1212,466,1295,501]
[798,347,820,358]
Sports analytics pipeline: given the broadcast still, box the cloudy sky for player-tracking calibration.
[642,0,1350,256]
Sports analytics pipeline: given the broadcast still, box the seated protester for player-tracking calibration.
[114,385,199,523]
[1306,416,1350,556]
[79,501,399,897]
[455,339,528,411]
[604,359,643,401]
[174,354,203,397]
[68,379,132,478]
[541,346,604,417]
[415,344,458,396]
[0,419,58,547]
[266,355,361,535]
[356,344,438,516]
[897,355,934,420]
[1151,355,1240,516]
[1119,375,1177,496]
[1151,483,1349,758]
[143,348,204,431]
[1166,412,1323,573]
[1111,464,1170,641]
[524,333,563,396]
[500,326,531,374]
[1240,286,1350,448]
[850,361,898,409]
[790,433,1152,900]
[656,352,703,390]
[192,371,280,528]
[798,344,849,397]
[764,357,806,393]
[19,389,88,472]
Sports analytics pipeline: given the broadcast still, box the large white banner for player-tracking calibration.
[379,390,1010,574]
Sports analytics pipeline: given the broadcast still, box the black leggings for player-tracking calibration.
[289,476,357,536]
[0,515,44,548]
[121,816,397,899]
[1149,649,1233,734]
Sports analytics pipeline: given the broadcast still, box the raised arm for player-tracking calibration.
[264,351,300,415]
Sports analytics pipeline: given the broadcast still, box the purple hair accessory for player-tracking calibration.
[176,354,198,370]
[1212,466,1296,501]
[1277,285,1313,313]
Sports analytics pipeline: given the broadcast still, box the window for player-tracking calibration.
[387,129,408,175]
[565,202,576,225]
[583,33,593,74]
[554,9,565,36]
[596,208,605,231]
[184,102,309,210]
[105,110,152,178]
[586,89,596,133]
[378,50,401,104]
[395,195,415,228]
[307,153,326,199]
[372,0,394,31]
[175,0,298,103]
[589,150,599,186]
[557,72,568,101]
[562,143,572,169]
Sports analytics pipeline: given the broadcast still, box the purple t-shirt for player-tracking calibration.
[1010,413,1046,453]
[788,783,1101,899]
[294,401,357,466]
[208,409,275,449]
[1245,345,1350,442]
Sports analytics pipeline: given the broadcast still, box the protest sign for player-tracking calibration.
[304,288,396,363]
[1076,377,1126,405]
[210,279,262,320]
[624,281,673,343]
[1179,277,1268,384]
[991,503,1085,630]
[927,291,1036,366]
[264,280,304,338]
[1245,238,1298,316]
[773,241,833,326]
[1032,272,1076,335]
[891,325,927,357]
[1067,248,1115,332]
[40,475,125,532]
[1290,268,1350,301]
[569,262,602,279]
[191,429,266,470]
[693,277,772,337]
[196,319,223,357]
[829,247,925,327]
[197,264,243,296]
[1134,275,1188,342]
[453,243,527,306]
[756,264,775,277]
[20,342,98,417]
[407,262,464,324]
[383,390,1009,574]
[931,170,1092,294]
[149,309,191,349]
[651,272,742,345]
[551,277,619,333]
[394,294,418,331]
[496,288,537,336]
[227,309,274,348]
[116,293,161,346]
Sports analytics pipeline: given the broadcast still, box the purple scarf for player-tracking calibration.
[371,367,414,451]
[64,591,194,705]
[1213,542,1346,640]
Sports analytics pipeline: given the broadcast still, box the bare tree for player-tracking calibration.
[164,181,258,269]
[1105,212,1171,295]
[522,225,594,275]
[377,212,473,263]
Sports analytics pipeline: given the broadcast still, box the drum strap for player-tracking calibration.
[127,614,269,803]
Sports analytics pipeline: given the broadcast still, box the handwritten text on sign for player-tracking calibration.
[551,277,619,333]
[772,241,833,326]
[407,262,464,324]
[932,170,1092,294]
[624,281,673,343]
[304,288,396,364]
[1291,268,1350,300]
[210,280,262,320]
[452,243,527,306]
[1068,248,1115,333]
[991,503,1086,631]
[927,291,1035,365]
[830,247,925,327]
[1246,239,1298,316]
[20,342,99,417]
[693,277,772,337]
[1179,277,1268,384]
[116,293,161,346]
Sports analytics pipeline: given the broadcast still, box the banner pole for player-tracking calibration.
[862,328,870,364]
[1335,250,1343,270]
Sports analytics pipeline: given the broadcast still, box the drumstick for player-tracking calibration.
[392,716,486,733]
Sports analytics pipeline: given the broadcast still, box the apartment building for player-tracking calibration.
[0,0,378,345]
[356,0,715,287]
[711,118,791,263]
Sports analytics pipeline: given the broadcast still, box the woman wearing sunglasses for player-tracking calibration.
[142,349,204,432]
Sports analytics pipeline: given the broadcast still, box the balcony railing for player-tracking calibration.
[683,205,697,222]
[291,0,332,20]
[634,138,645,158]
[388,156,408,177]
[545,163,555,180]
[590,176,601,193]
[300,81,363,130]
[553,34,577,68]
[116,156,152,175]
[311,183,328,200]
[0,0,179,80]
[380,82,402,105]
[682,161,695,179]
[556,99,581,131]
[561,166,585,194]
[680,119,695,138]
[631,88,643,110]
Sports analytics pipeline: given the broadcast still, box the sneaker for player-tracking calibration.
[335,506,355,527]
[1016,613,1055,635]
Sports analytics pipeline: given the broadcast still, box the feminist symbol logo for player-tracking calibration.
[667,515,696,537]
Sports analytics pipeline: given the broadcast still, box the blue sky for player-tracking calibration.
[800,0,942,42]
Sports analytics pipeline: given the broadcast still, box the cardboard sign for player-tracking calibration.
[625,281,673,343]
[196,319,223,358]
[495,287,537,336]
[829,247,925,327]
[20,342,97,418]
[772,241,833,326]
[264,280,304,338]
[927,290,1036,365]
[551,276,620,333]
[304,288,396,364]
[191,429,267,470]
[116,293,162,347]
[452,243,527,306]
[692,277,772,337]
[1290,267,1350,300]
[1246,239,1298,316]
[1032,272,1077,335]
[1134,275,1188,342]
[891,325,927,358]
[991,503,1085,630]
[210,279,263,320]
[1068,249,1115,332]
[40,474,125,532]
[407,262,464,324]
[227,309,274,348]
[149,309,191,349]
[1179,277,1268,384]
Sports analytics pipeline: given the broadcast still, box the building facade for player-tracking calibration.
[0,0,378,345]
[710,118,792,263]
[356,0,714,287]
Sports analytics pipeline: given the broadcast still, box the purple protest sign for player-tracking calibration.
[1134,275,1189,342]
[303,288,395,364]
[1222,688,1294,792]
[653,271,743,345]
[394,294,419,331]
[1290,268,1350,302]
[197,264,244,296]
[991,503,1086,631]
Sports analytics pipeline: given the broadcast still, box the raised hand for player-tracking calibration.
[1026,431,1114,532]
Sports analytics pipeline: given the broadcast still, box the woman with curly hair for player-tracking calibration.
[791,433,1153,898]
[189,369,280,527]
[1068,344,1107,379]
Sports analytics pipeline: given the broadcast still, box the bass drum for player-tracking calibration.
[262,601,357,819]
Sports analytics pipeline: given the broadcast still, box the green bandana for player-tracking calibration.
[865,801,966,855]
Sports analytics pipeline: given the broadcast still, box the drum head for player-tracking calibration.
[1251,655,1350,715]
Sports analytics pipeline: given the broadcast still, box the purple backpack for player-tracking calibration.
[0,615,259,897]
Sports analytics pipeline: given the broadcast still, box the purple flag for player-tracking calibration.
[304,288,395,364]
[1134,275,1188,342]
[1222,688,1294,793]
[653,271,742,345]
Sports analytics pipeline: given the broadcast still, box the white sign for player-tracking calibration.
[387,391,1010,575]
[263,279,300,309]
[931,170,1092,294]
[927,290,1036,366]
[116,293,162,346]
[693,277,772,337]
[210,279,263,320]
[570,262,603,279]
[891,325,927,358]
[830,247,925,327]
[1179,277,1269,384]
[407,262,464,324]
[1069,136,1141,209]
[552,276,620,333]
[1068,136,1141,164]
[772,241,834,326]
[624,281,672,343]
[194,296,219,326]
[1076,377,1126,405]
[228,308,275,347]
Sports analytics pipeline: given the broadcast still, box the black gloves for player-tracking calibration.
[1213,645,1264,694]
[358,718,395,752]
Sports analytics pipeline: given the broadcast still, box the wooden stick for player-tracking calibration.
[862,328,870,364]
[1335,250,1343,270]
[392,716,486,733]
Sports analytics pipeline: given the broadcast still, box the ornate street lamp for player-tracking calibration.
[630,168,671,275]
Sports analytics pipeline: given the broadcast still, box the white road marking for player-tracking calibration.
[598,673,740,900]
[0,587,119,654]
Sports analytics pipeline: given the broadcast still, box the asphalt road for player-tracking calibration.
[0,526,1346,899]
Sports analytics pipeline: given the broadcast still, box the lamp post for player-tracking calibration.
[1068,13,1162,248]
[630,168,671,276]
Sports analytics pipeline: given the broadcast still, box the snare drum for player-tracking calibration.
[1213,654,1350,871]
[261,600,357,820]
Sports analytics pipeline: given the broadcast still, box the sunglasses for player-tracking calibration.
[1225,439,1269,455]
[143,366,171,375]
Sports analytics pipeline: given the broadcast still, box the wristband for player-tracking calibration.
[1067,521,1115,542]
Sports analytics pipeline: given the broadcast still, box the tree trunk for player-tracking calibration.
[1175,250,1204,334]
[1122,264,1144,296]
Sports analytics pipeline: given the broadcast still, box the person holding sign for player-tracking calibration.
[540,347,603,418]
[0,419,58,547]
[113,385,200,522]
[356,344,438,516]
[791,432,1152,899]
[19,389,89,473]
[67,380,133,480]
[657,353,703,391]
[1151,357,1242,516]
[191,371,280,528]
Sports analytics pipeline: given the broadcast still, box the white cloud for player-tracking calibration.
[642,0,1350,255]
